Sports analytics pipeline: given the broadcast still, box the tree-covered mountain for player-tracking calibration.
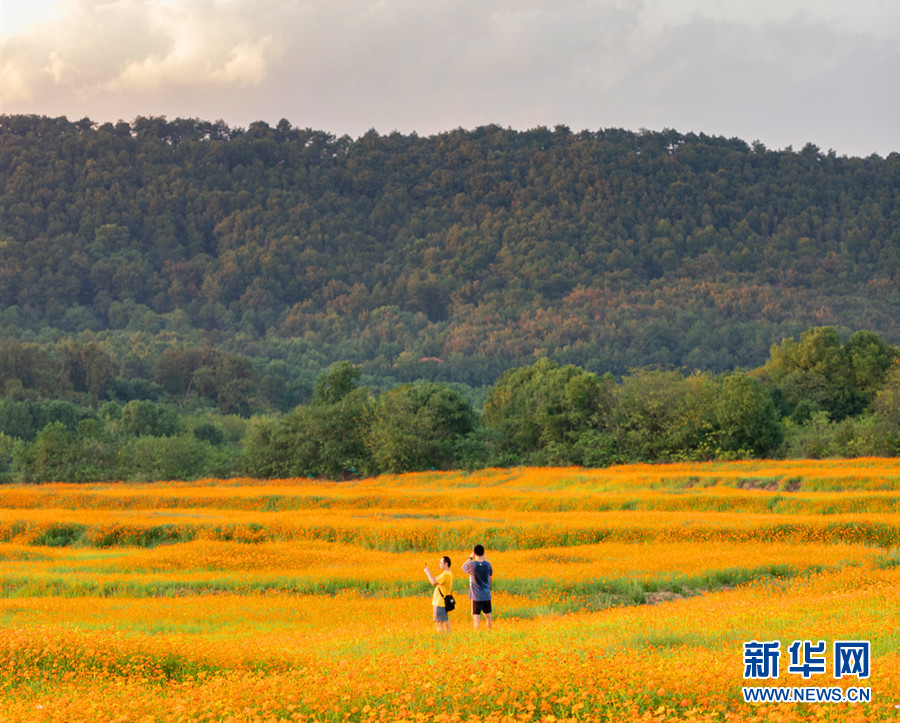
[2,114,899,388]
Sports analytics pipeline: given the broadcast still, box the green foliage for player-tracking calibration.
[712,372,783,457]
[0,328,898,484]
[282,387,374,478]
[0,400,49,442]
[1,112,899,477]
[781,412,899,459]
[845,330,894,405]
[3,115,899,386]
[119,400,180,437]
[615,370,716,462]
[119,435,228,482]
[13,420,118,483]
[58,340,116,401]
[312,362,361,406]
[238,417,287,479]
[0,433,17,484]
[763,327,864,421]
[0,399,85,442]
[872,359,900,429]
[192,422,226,446]
[369,382,477,473]
[240,365,374,479]
[242,370,482,478]
[483,359,612,464]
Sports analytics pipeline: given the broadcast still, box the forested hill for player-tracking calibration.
[2,115,899,385]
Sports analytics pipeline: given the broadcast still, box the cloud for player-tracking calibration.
[3,0,279,103]
[598,16,900,149]
[644,0,900,42]
[2,0,897,156]
[1,60,31,104]
[109,35,274,91]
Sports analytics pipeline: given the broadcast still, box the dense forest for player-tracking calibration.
[1,115,899,481]
[2,115,899,380]
[2,327,899,483]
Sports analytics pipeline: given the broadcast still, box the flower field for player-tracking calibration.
[1,460,898,721]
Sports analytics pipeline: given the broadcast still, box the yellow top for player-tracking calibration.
[431,570,452,607]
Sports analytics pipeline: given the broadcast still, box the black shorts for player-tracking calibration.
[472,599,492,615]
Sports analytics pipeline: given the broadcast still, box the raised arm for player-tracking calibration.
[424,564,438,586]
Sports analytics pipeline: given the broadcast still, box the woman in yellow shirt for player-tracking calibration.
[424,556,453,633]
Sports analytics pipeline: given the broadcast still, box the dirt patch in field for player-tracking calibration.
[736,477,780,491]
[645,591,688,605]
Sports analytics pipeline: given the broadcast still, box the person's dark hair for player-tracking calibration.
[473,544,485,556]
[441,556,451,567]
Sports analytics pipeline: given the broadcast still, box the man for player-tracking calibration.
[423,556,453,633]
[461,544,492,629]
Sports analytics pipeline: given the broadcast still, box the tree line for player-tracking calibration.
[2,327,898,483]
[2,115,899,384]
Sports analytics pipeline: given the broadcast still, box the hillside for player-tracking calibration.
[2,115,899,386]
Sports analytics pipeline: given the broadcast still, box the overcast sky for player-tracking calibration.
[2,0,898,157]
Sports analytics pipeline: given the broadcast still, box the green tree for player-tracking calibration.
[712,372,783,457]
[152,348,213,397]
[0,433,17,483]
[844,330,895,407]
[872,359,900,451]
[615,370,717,461]
[192,422,226,446]
[312,361,361,405]
[119,400,180,437]
[13,420,116,483]
[58,340,117,401]
[369,382,477,473]
[240,364,373,479]
[763,327,863,422]
[483,359,612,464]
[120,435,219,482]
[240,416,291,479]
[191,354,256,416]
[0,400,49,441]
[278,388,373,478]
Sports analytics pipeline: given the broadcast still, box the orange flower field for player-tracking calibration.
[1,460,898,721]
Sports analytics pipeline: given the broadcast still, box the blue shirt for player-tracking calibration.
[462,559,492,601]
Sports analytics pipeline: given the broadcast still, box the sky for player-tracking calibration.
[2,0,898,157]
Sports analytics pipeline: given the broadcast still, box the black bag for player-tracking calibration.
[443,592,456,612]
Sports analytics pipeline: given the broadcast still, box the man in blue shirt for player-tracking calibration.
[461,544,493,629]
